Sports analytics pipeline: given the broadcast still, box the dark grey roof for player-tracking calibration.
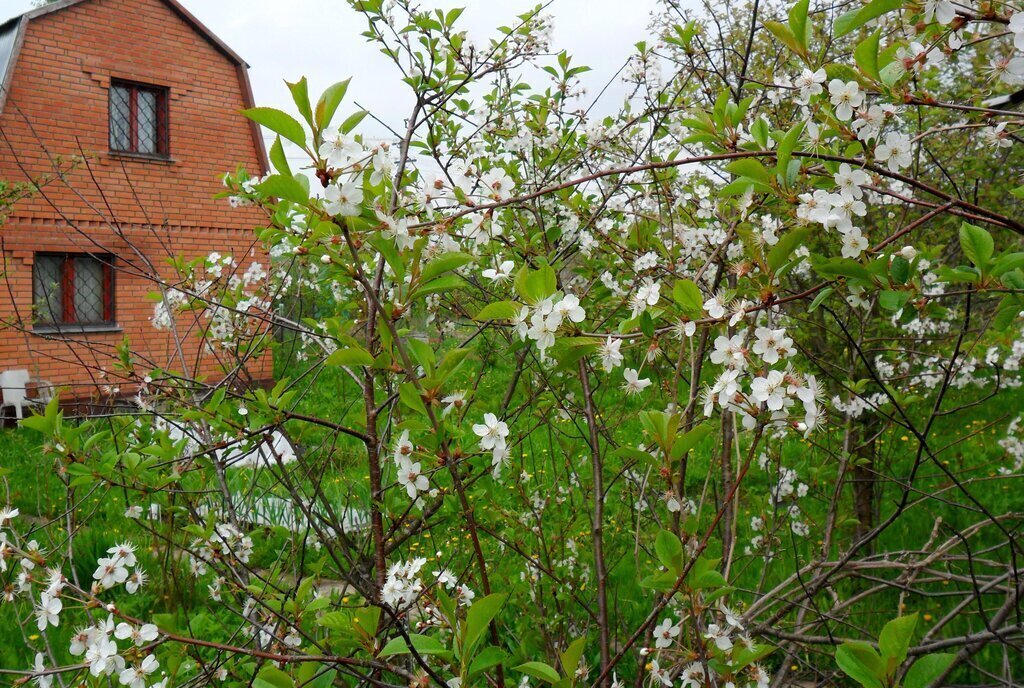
[0,16,25,105]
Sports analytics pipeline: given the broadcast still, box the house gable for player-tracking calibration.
[0,0,267,171]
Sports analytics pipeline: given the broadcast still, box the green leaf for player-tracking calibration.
[776,121,804,181]
[254,667,294,688]
[959,223,994,272]
[655,529,684,574]
[325,347,375,368]
[639,571,678,591]
[725,158,772,184]
[879,613,918,663]
[243,107,307,148]
[814,258,873,281]
[903,653,955,688]
[992,252,1024,276]
[399,383,429,417]
[415,274,467,298]
[515,265,558,304]
[993,295,1022,330]
[880,60,906,86]
[475,301,522,321]
[889,255,911,284]
[835,642,885,688]
[672,279,704,317]
[269,137,291,176]
[788,0,810,50]
[406,337,436,371]
[514,662,561,685]
[763,20,803,56]
[19,398,59,435]
[258,174,309,205]
[468,646,507,677]
[834,0,903,37]
[559,637,586,677]
[368,234,406,281]
[315,79,352,130]
[378,633,448,658]
[768,228,810,272]
[286,77,313,129]
[463,594,507,661]
[750,117,770,148]
[421,252,475,284]
[825,64,864,86]
[878,290,909,311]
[340,110,368,135]
[855,30,882,80]
[808,286,833,312]
[670,424,712,461]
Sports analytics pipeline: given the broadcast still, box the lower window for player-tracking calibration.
[33,253,115,326]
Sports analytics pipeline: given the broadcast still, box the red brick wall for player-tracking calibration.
[0,0,272,402]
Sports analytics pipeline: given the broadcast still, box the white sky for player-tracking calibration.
[1,0,662,152]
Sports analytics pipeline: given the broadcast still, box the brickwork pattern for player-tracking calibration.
[0,0,272,399]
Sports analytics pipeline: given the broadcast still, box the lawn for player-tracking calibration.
[0,355,1021,681]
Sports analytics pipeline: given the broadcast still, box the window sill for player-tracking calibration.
[33,324,123,336]
[107,151,175,164]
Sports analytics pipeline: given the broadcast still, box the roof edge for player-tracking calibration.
[0,16,29,116]
[22,0,250,67]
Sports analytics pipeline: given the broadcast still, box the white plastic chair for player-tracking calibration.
[0,369,32,420]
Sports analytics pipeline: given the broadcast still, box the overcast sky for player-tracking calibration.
[2,0,661,150]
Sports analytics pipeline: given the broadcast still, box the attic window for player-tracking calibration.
[109,81,169,157]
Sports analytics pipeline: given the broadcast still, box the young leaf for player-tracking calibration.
[763,20,803,56]
[768,228,811,273]
[399,383,429,418]
[835,642,885,688]
[559,637,587,677]
[421,252,474,284]
[340,110,368,135]
[673,279,704,317]
[725,158,772,185]
[788,0,810,50]
[959,223,994,272]
[254,667,294,688]
[258,174,310,205]
[468,646,507,677]
[514,662,561,685]
[776,121,804,180]
[903,653,955,688]
[325,347,375,368]
[269,137,291,176]
[286,77,314,129]
[654,529,684,574]
[854,30,882,81]
[462,594,507,661]
[475,301,523,321]
[834,0,903,37]
[377,633,447,658]
[316,79,352,131]
[879,613,918,663]
[242,107,307,148]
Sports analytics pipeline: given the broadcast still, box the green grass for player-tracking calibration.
[0,351,1021,681]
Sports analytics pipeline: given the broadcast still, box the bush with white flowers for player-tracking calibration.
[4,0,1024,686]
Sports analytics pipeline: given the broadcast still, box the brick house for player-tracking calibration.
[0,0,272,408]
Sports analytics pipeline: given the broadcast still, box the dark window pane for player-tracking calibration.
[74,257,105,323]
[110,85,131,152]
[33,255,63,323]
[136,89,157,154]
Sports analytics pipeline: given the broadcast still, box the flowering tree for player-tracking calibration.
[3,0,1024,686]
